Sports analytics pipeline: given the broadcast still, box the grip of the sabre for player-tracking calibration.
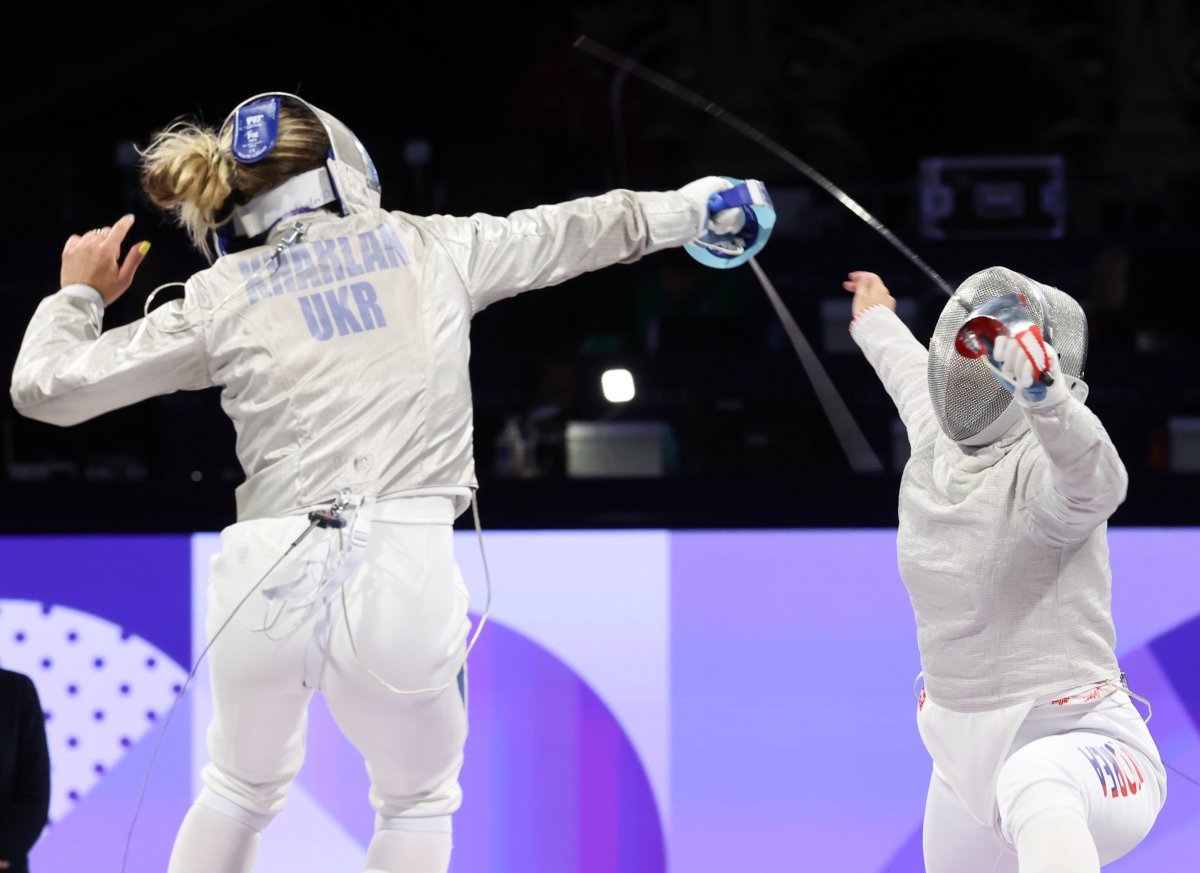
[957,299,1056,397]
[685,178,776,270]
[707,181,762,213]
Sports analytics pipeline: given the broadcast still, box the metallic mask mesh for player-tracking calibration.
[929,266,1087,442]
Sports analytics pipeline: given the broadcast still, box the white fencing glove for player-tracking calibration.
[992,328,1068,407]
[677,176,747,237]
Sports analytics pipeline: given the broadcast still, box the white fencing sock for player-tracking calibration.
[365,829,452,873]
[167,803,261,873]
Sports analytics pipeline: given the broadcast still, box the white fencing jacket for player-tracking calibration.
[12,192,700,520]
[851,306,1127,713]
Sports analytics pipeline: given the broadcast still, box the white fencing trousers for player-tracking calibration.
[922,690,1166,873]
[170,495,470,873]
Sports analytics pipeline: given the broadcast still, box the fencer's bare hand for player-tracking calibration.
[0,859,11,869]
[61,214,151,306]
[842,271,896,318]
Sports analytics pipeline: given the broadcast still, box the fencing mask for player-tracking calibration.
[928,266,1088,445]
[214,92,382,255]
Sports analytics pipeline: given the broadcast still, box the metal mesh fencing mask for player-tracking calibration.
[222,92,380,203]
[213,93,382,254]
[928,266,1088,444]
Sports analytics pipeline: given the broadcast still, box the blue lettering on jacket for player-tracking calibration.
[338,237,365,277]
[268,265,286,298]
[288,245,317,292]
[243,224,409,307]
[377,221,411,266]
[325,286,363,335]
[299,281,387,341]
[299,294,334,341]
[351,281,386,329]
[312,239,345,284]
[359,230,389,273]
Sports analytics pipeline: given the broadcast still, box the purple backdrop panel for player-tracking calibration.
[297,692,375,846]
[1109,528,1200,651]
[0,535,192,665]
[452,619,665,873]
[2,527,1196,873]
[669,530,930,872]
[29,698,193,873]
[0,535,194,873]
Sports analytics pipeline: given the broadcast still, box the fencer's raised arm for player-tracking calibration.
[994,340,1129,547]
[11,289,210,426]
[11,214,211,426]
[844,271,936,435]
[407,178,730,314]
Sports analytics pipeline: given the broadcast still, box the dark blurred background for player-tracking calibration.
[2,0,1198,530]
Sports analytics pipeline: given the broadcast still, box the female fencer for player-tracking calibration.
[842,269,1165,873]
[10,92,750,873]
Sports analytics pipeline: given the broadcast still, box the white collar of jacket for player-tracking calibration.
[231,168,338,238]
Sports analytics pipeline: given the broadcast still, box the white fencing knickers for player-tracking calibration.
[169,494,470,872]
[920,684,1166,873]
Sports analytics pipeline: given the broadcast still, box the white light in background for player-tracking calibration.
[601,368,636,403]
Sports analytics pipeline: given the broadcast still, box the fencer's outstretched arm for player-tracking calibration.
[994,343,1130,547]
[1020,396,1128,546]
[405,180,725,314]
[11,215,211,426]
[844,272,937,436]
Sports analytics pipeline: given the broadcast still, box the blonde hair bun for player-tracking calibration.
[141,124,235,213]
[140,106,330,259]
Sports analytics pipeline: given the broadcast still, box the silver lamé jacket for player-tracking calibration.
[11,192,701,520]
[850,305,1127,713]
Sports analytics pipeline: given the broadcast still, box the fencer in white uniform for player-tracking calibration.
[843,269,1166,873]
[9,92,749,873]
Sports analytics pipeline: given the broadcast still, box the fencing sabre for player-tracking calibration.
[572,35,959,301]
[573,36,908,472]
[748,258,883,472]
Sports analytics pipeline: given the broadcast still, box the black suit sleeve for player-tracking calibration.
[0,675,50,859]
